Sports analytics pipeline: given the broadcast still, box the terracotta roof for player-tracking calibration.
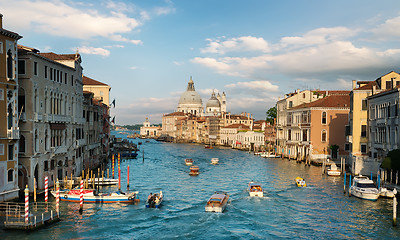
[39,52,80,61]
[0,28,22,40]
[164,112,187,117]
[291,95,350,109]
[315,90,350,95]
[226,115,252,120]
[83,76,108,86]
[222,124,250,129]
[254,120,266,124]
[354,81,376,90]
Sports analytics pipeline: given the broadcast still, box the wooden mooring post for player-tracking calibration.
[393,189,397,226]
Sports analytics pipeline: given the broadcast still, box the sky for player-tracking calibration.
[2,0,400,124]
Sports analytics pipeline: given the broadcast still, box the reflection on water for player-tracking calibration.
[2,132,400,239]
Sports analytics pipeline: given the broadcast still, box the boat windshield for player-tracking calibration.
[356,183,376,188]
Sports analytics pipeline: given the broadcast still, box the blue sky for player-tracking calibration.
[2,0,400,124]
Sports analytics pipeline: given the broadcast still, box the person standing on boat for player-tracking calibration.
[148,193,152,202]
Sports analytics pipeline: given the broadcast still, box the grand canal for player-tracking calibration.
[2,131,400,239]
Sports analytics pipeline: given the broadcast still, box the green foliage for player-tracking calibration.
[381,149,400,170]
[329,144,339,152]
[266,106,276,125]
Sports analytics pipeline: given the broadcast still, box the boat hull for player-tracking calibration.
[51,191,138,203]
[249,191,263,197]
[350,188,379,201]
[205,193,229,213]
[327,170,341,176]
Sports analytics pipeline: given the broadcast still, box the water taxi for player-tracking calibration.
[350,175,379,201]
[248,182,263,197]
[185,158,193,166]
[211,158,219,165]
[327,163,341,176]
[189,165,199,176]
[295,177,307,187]
[146,191,163,208]
[51,189,139,203]
[260,152,277,158]
[205,191,229,213]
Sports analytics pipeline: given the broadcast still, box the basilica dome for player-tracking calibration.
[206,91,221,108]
[177,77,203,116]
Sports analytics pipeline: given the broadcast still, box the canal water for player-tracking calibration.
[2,131,400,239]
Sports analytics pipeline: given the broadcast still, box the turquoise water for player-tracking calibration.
[2,132,400,239]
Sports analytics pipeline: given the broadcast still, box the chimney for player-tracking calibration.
[372,85,376,95]
[0,14,3,28]
[247,113,250,120]
[352,80,356,89]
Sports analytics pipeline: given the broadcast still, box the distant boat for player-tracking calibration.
[205,145,213,149]
[189,166,199,176]
[211,158,219,165]
[146,191,163,208]
[205,191,229,213]
[327,163,341,176]
[51,189,139,203]
[295,177,307,187]
[185,158,193,166]
[248,181,263,197]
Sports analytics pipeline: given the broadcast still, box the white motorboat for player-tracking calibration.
[211,158,219,165]
[205,191,229,213]
[350,175,379,201]
[379,187,395,198]
[327,164,341,176]
[260,152,277,158]
[185,158,193,166]
[248,182,263,197]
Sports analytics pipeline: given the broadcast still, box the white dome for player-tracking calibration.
[179,91,203,105]
[206,91,221,108]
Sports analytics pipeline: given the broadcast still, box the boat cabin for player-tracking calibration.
[249,184,262,192]
[189,166,199,175]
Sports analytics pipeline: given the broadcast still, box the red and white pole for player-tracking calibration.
[127,165,130,191]
[79,180,83,213]
[24,185,29,226]
[56,180,60,214]
[118,153,120,171]
[45,176,48,203]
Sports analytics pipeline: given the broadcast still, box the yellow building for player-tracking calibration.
[349,71,400,175]
[83,75,111,106]
[0,14,22,201]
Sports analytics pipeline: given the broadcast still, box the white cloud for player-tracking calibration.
[77,46,110,56]
[1,0,141,42]
[109,35,143,45]
[153,6,175,16]
[337,78,352,89]
[129,66,138,70]
[225,81,279,92]
[173,61,184,66]
[371,15,400,40]
[200,36,270,54]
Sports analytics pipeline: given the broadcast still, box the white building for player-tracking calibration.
[140,117,161,137]
[235,130,265,151]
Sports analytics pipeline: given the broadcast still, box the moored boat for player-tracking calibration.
[295,177,307,187]
[185,158,193,166]
[350,175,379,201]
[327,163,341,176]
[146,191,163,208]
[211,158,219,165]
[205,191,229,213]
[189,166,199,176]
[205,144,213,149]
[260,152,277,158]
[379,187,395,198]
[248,182,263,197]
[51,189,139,203]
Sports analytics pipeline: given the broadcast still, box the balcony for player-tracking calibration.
[51,146,67,155]
[75,139,86,148]
[34,113,43,122]
[7,128,19,140]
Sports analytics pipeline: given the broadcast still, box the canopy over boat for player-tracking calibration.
[190,166,199,171]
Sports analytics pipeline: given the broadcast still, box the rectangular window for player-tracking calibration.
[45,66,48,78]
[302,129,307,141]
[344,143,350,151]
[321,130,327,142]
[386,81,393,89]
[289,101,293,108]
[360,144,367,153]
[397,81,400,87]
[65,73,67,84]
[322,112,327,124]
[288,129,291,141]
[18,60,26,74]
[71,75,74,86]
[0,144,4,155]
[34,62,38,75]
[361,125,367,137]
[362,99,367,111]
[50,67,53,80]
[8,144,14,161]
[57,70,59,82]
[345,125,350,136]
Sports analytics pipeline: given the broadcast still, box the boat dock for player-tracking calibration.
[0,202,60,230]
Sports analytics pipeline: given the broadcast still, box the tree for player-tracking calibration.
[266,106,276,125]
[381,149,400,170]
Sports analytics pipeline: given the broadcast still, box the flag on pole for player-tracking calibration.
[111,99,115,108]
[111,116,115,124]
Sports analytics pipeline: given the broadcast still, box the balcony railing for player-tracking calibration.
[51,146,67,155]
[34,113,43,121]
[7,128,19,140]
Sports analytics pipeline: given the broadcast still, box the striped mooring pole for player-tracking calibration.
[118,153,121,171]
[127,165,130,191]
[45,176,48,203]
[118,168,121,191]
[25,185,29,226]
[79,180,83,213]
[56,180,60,214]
[112,154,115,178]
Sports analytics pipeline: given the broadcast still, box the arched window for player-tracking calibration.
[7,103,13,129]
[322,112,327,124]
[8,169,14,182]
[35,129,39,152]
[321,130,327,142]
